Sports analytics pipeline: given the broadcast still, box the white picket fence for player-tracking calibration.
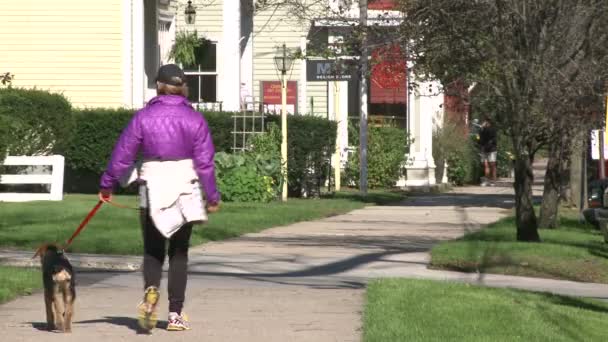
[0,155,65,202]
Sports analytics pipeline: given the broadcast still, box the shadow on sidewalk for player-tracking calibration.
[403,191,541,209]
[73,316,168,334]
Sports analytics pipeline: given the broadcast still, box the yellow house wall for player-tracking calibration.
[0,0,124,108]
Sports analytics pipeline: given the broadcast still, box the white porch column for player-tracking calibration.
[240,2,254,111]
[404,78,442,187]
[327,81,349,165]
[222,0,241,111]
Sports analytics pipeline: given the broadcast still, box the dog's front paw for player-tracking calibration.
[47,324,56,331]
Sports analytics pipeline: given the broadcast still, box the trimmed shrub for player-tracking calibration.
[345,124,411,188]
[0,115,8,160]
[433,122,485,186]
[204,111,234,153]
[58,108,134,193]
[63,108,135,174]
[265,115,337,197]
[60,108,335,197]
[0,88,72,155]
[446,140,482,185]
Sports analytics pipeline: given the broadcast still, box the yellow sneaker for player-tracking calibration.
[167,312,191,331]
[137,286,160,331]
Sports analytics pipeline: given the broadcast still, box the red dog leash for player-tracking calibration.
[62,197,138,251]
[63,200,105,250]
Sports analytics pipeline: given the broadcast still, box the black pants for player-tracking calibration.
[140,208,192,314]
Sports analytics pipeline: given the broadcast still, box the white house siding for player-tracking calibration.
[253,7,328,117]
[0,0,124,108]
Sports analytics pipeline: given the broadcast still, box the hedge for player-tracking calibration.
[0,87,72,156]
[60,108,336,197]
[265,115,337,197]
[0,115,8,159]
[346,124,410,188]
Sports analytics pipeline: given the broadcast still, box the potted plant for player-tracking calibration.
[169,30,202,68]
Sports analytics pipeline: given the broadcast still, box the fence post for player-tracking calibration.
[50,155,65,201]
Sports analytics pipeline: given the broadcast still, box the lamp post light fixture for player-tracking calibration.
[273,43,294,201]
[185,0,196,25]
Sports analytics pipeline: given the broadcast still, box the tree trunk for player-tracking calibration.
[569,132,587,210]
[539,142,561,228]
[513,156,541,241]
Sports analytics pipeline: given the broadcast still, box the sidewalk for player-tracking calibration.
[2,182,608,341]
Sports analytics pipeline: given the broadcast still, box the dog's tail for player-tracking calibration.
[53,270,72,283]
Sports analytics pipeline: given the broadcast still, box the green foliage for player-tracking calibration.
[432,123,481,185]
[346,124,411,188]
[446,140,481,186]
[496,132,514,178]
[1,72,14,87]
[55,105,334,198]
[214,151,279,202]
[214,124,283,202]
[0,88,72,156]
[169,30,202,67]
[265,115,337,197]
[204,111,234,153]
[61,108,134,174]
[0,115,8,160]
[250,123,282,182]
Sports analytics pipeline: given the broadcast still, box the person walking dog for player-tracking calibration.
[98,64,220,332]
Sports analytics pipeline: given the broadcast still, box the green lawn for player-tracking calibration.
[430,209,608,283]
[0,190,404,255]
[0,266,41,304]
[364,279,608,342]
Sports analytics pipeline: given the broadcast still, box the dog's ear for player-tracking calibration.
[33,243,49,259]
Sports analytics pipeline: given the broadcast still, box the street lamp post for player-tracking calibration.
[274,44,294,201]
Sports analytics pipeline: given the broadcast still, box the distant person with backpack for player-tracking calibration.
[479,117,497,186]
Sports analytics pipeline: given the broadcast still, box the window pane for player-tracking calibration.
[185,74,200,103]
[201,75,217,102]
[195,42,217,72]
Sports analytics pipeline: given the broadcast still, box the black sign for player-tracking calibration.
[306,60,356,82]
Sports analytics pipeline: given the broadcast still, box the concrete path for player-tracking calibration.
[3,180,608,341]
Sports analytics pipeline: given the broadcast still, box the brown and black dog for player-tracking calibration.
[34,244,76,333]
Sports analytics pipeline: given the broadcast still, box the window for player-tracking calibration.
[184,41,218,104]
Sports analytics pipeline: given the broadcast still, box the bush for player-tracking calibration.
[0,88,72,155]
[204,111,234,153]
[433,122,485,186]
[345,124,411,188]
[0,115,8,160]
[62,108,135,173]
[446,140,481,185]
[265,115,337,197]
[60,108,335,197]
[60,109,237,192]
[496,132,514,178]
[214,151,280,202]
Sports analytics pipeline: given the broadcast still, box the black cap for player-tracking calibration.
[156,64,186,86]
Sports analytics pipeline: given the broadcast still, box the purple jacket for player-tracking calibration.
[99,95,220,204]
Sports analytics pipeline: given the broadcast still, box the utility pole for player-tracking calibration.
[359,0,369,194]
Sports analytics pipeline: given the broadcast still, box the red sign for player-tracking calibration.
[370,45,407,104]
[261,81,297,105]
[369,0,397,10]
